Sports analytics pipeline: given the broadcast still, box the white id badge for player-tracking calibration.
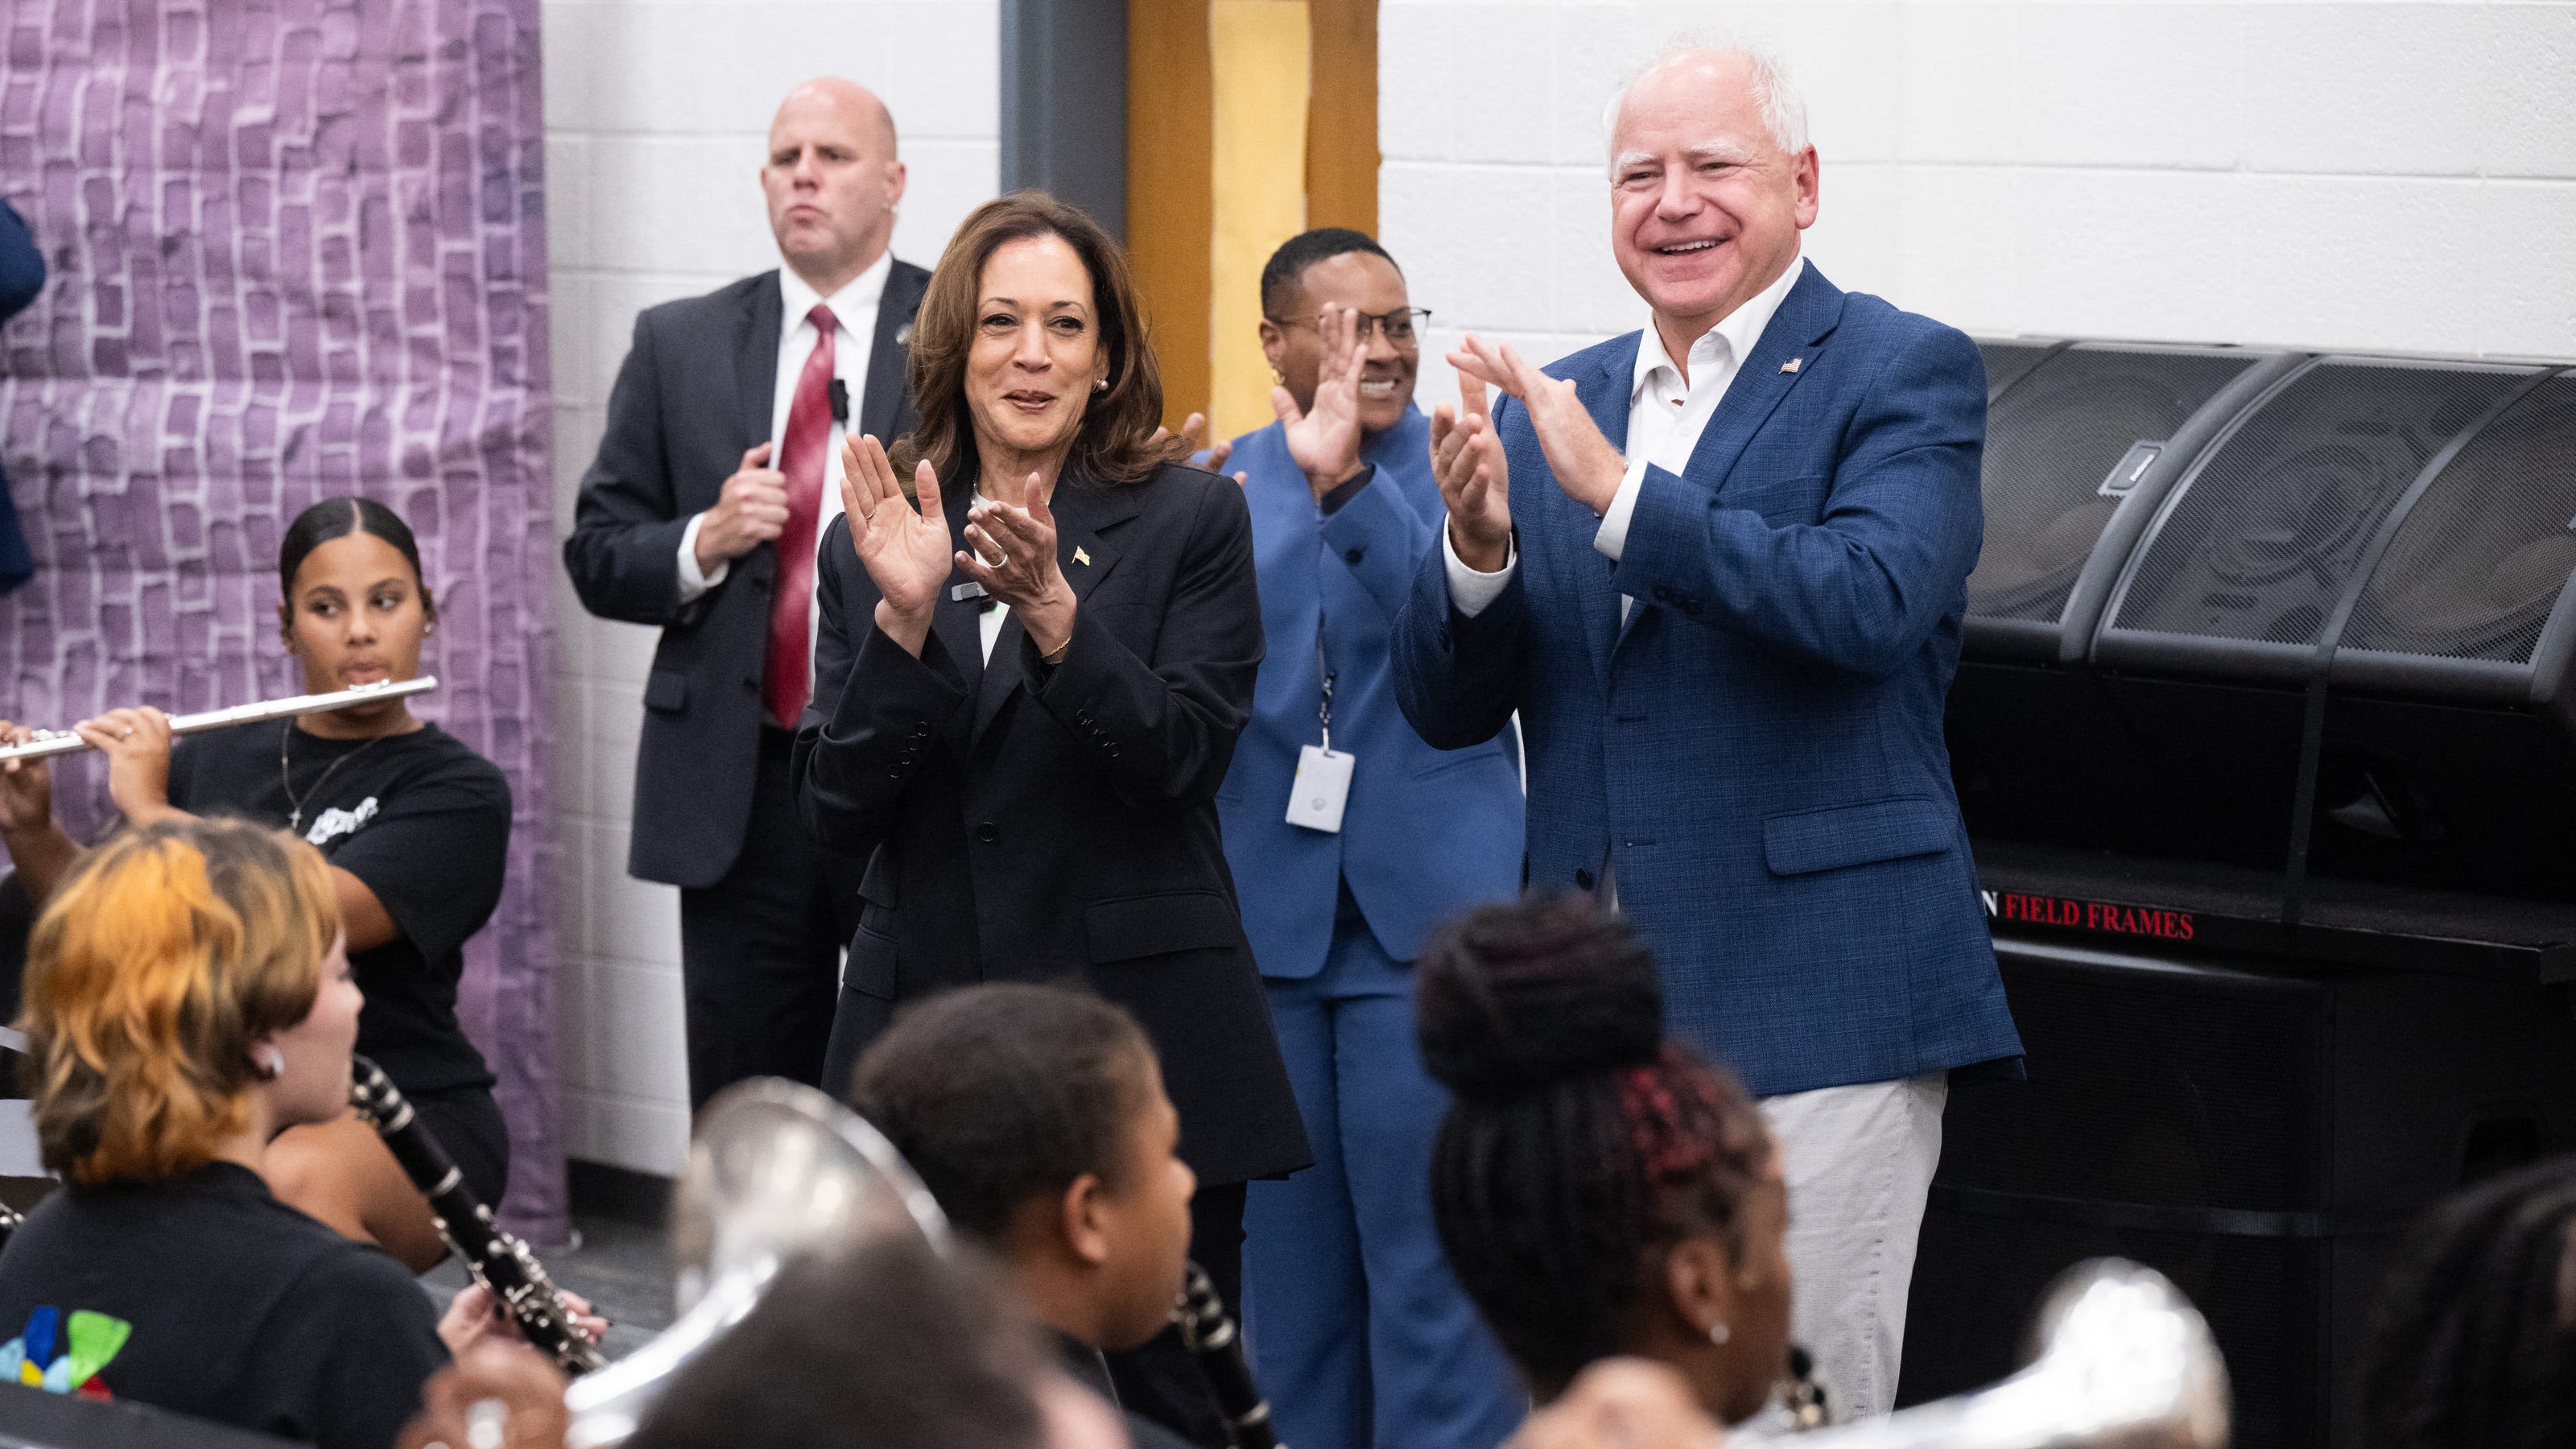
[1286,745,1356,833]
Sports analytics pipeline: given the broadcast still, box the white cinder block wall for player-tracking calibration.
[1381,1,2576,412]
[544,1,1000,1174]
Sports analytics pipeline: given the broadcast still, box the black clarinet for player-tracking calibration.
[1778,1344,1838,1430]
[348,1054,605,1375]
[1174,1260,1281,1449]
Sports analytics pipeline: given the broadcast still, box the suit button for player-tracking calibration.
[974,822,998,843]
[1651,585,1674,604]
[914,722,931,737]
[1344,547,1364,565]
[1575,869,1596,890]
[741,679,759,695]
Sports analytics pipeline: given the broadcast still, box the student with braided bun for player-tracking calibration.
[1415,890,1794,1427]
[2359,1154,2576,1449]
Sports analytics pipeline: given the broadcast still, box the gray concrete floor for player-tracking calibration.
[417,1213,679,1360]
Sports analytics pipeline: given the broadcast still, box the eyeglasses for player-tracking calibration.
[1265,308,1434,348]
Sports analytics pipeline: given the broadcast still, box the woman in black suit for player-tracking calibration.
[793,190,1309,1444]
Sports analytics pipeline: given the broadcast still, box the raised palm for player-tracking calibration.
[840,434,953,620]
[1274,304,1365,492]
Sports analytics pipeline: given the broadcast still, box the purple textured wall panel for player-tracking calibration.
[0,0,565,1240]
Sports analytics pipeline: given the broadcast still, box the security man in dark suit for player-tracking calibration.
[563,79,931,1108]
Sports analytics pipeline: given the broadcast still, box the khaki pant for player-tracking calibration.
[1760,1073,1949,1421]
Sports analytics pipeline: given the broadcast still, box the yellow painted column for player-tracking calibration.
[1208,0,1311,442]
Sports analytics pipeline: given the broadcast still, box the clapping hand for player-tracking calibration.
[840,435,956,658]
[1450,335,1626,516]
[962,474,1079,659]
[1276,303,1368,501]
[1430,369,1513,573]
[1163,412,1237,479]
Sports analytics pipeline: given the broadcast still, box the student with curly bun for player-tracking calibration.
[0,818,518,1449]
[1414,891,1793,1426]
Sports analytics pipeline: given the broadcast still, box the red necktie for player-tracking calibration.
[764,303,837,729]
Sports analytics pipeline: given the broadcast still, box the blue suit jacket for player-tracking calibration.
[1391,265,2021,1096]
[1219,408,1524,978]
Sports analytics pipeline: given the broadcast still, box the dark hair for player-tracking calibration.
[1416,892,1773,1398]
[276,497,434,616]
[2359,1154,2576,1449]
[1259,227,1398,320]
[894,191,1185,489]
[850,984,1161,1242]
[626,1236,1046,1449]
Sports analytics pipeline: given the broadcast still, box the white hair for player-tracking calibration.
[1600,42,1810,165]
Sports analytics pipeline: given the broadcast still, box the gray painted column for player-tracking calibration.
[1000,0,1130,238]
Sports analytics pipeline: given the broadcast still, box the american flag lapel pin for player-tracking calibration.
[1781,357,1803,374]
[1074,547,1092,567]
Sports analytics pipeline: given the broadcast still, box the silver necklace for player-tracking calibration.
[280,718,390,834]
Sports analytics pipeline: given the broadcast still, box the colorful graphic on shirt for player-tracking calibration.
[0,1306,129,1398]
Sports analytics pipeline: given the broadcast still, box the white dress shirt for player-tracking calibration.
[1444,254,1807,620]
[675,252,895,643]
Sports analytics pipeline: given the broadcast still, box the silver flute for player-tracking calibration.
[0,676,439,764]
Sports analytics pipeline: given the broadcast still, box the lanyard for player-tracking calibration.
[1315,613,1335,754]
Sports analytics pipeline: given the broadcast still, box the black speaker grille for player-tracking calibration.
[2112,361,2537,647]
[1905,1212,2323,1449]
[1942,962,2326,1210]
[1976,339,2059,400]
[1970,347,2261,625]
[2343,371,2576,664]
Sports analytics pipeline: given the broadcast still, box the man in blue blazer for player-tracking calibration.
[1220,230,1525,1449]
[1392,47,2021,1418]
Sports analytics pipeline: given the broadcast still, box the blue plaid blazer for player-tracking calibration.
[1392,264,2022,1097]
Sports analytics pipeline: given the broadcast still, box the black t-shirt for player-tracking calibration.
[0,1162,447,1449]
[168,720,509,1093]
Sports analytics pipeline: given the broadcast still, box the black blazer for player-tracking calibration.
[562,262,931,888]
[792,462,1311,1187]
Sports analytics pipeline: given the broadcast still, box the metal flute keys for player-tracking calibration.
[348,1053,607,1376]
[0,677,439,764]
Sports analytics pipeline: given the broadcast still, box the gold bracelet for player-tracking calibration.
[1041,636,1072,667]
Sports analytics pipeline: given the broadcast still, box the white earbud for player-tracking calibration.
[1707,1319,1731,1346]
[255,1046,286,1080]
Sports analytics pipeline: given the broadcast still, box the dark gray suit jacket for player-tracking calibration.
[563,262,931,887]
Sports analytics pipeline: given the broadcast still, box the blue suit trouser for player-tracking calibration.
[1244,894,1526,1449]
